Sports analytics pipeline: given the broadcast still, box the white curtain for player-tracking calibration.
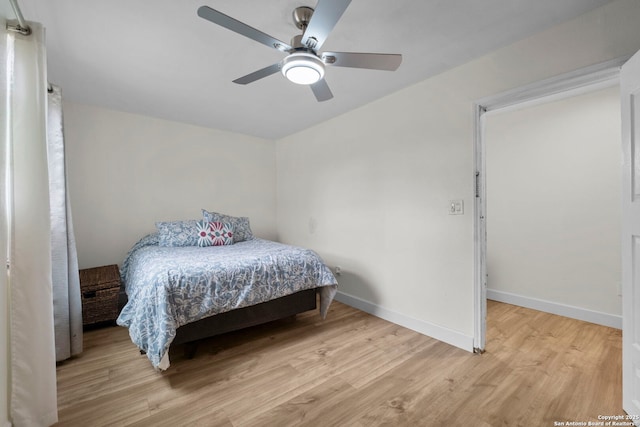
[3,21,59,427]
[1,16,11,427]
[48,84,83,361]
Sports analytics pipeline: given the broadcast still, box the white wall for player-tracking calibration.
[276,0,640,349]
[486,86,622,320]
[64,103,277,269]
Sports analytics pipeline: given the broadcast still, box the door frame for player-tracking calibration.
[472,56,630,351]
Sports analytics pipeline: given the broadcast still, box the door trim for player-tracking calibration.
[620,49,640,420]
[472,56,630,351]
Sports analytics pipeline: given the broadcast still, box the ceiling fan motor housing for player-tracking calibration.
[290,34,307,50]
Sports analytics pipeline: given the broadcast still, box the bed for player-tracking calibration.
[116,215,337,370]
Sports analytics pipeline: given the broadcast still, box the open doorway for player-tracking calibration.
[473,58,629,351]
[484,85,621,329]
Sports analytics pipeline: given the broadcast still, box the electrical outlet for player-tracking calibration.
[334,266,342,276]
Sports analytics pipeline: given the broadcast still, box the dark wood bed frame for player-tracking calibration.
[120,287,318,358]
[173,288,318,346]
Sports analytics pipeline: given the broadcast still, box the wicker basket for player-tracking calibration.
[79,264,121,325]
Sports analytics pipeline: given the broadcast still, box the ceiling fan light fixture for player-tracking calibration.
[281,52,325,85]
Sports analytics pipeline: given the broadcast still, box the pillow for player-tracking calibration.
[201,210,254,242]
[196,220,234,247]
[156,219,200,247]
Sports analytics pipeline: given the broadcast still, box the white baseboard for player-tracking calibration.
[334,291,474,352]
[487,289,622,329]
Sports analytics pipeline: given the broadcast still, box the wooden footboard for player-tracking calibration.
[172,288,318,346]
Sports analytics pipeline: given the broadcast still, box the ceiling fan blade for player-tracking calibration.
[310,79,333,102]
[321,52,402,71]
[301,0,352,50]
[197,6,293,52]
[233,63,282,85]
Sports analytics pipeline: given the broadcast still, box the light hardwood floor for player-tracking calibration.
[55,300,623,426]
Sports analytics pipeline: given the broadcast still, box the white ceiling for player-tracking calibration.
[6,0,614,139]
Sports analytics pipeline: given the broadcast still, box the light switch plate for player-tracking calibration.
[449,199,464,215]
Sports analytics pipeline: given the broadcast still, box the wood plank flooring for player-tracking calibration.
[54,300,623,426]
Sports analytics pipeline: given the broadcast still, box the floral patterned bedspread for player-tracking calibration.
[116,233,338,370]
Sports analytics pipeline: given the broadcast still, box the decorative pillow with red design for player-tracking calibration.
[196,220,234,247]
[201,209,254,242]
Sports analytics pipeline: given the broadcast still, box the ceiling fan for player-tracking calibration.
[197,0,402,102]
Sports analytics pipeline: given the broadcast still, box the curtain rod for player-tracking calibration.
[7,0,31,35]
